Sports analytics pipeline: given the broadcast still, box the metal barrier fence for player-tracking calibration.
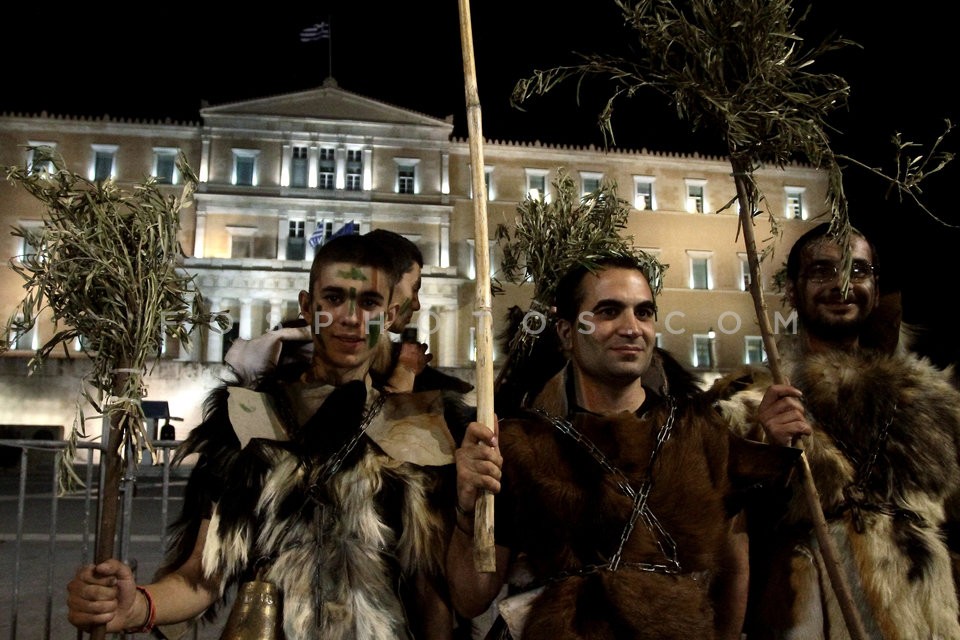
[0,437,204,640]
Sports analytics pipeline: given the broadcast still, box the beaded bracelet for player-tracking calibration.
[125,586,156,634]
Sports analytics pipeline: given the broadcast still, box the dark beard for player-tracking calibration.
[801,315,865,342]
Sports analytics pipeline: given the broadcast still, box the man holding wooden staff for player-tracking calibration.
[716,222,960,639]
[448,253,808,640]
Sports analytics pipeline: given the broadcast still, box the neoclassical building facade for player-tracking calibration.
[0,78,823,435]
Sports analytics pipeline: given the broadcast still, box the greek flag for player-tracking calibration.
[330,221,357,241]
[308,225,326,248]
[300,22,330,42]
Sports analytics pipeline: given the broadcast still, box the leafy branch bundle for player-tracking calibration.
[493,169,665,409]
[2,147,228,635]
[497,168,665,304]
[3,146,226,478]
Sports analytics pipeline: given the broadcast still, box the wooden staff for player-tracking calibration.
[731,158,868,640]
[456,0,496,573]
[90,369,132,640]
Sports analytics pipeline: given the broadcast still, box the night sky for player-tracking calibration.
[5,1,957,361]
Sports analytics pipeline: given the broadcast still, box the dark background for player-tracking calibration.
[5,1,957,361]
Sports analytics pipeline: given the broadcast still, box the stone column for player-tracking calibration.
[268,298,284,330]
[205,297,224,363]
[239,298,254,340]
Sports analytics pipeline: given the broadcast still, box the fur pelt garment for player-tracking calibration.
[493,364,799,640]
[156,374,466,640]
[715,336,960,640]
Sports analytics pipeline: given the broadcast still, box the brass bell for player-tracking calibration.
[219,578,286,640]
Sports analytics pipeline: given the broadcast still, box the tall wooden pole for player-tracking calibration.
[731,157,868,640]
[457,0,496,572]
[90,369,132,640]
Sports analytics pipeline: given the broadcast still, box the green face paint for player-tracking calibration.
[337,267,368,281]
[348,287,357,316]
[367,319,381,348]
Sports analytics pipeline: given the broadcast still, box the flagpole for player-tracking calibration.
[298,21,332,84]
[327,17,333,80]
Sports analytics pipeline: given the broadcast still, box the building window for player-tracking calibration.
[232,149,260,186]
[739,254,751,291]
[291,146,309,188]
[15,220,43,263]
[153,147,179,184]
[655,332,663,348]
[685,179,706,213]
[688,251,713,290]
[785,187,805,219]
[745,336,766,364]
[468,165,496,200]
[8,314,37,351]
[693,334,715,369]
[485,167,495,201]
[91,144,118,182]
[346,149,363,191]
[581,171,603,196]
[287,219,306,261]
[466,238,496,280]
[525,168,549,201]
[469,327,477,362]
[231,237,254,258]
[692,258,710,289]
[227,226,257,258]
[74,334,92,353]
[398,165,415,194]
[634,176,655,210]
[395,158,420,195]
[27,143,56,175]
[318,147,335,189]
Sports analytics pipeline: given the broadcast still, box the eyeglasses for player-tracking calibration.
[801,260,875,284]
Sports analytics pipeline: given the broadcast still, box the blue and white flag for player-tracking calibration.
[300,22,330,43]
[308,225,326,248]
[329,221,357,241]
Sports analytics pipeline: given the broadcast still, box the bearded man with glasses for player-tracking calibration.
[715,222,960,639]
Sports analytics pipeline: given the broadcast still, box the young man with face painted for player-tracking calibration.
[224,228,472,396]
[66,234,466,639]
[716,222,960,639]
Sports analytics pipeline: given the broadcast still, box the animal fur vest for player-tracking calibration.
[158,376,459,640]
[715,337,960,639]
[493,363,798,640]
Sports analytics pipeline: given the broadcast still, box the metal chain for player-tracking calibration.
[315,393,387,483]
[834,402,917,533]
[268,391,387,557]
[533,398,681,577]
[854,401,897,488]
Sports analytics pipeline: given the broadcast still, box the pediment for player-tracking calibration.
[201,78,451,130]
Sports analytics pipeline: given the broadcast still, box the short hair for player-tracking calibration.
[554,255,657,322]
[785,222,879,282]
[365,229,423,283]
[308,233,397,296]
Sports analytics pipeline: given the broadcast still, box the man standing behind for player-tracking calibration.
[720,222,960,639]
[449,255,804,640]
